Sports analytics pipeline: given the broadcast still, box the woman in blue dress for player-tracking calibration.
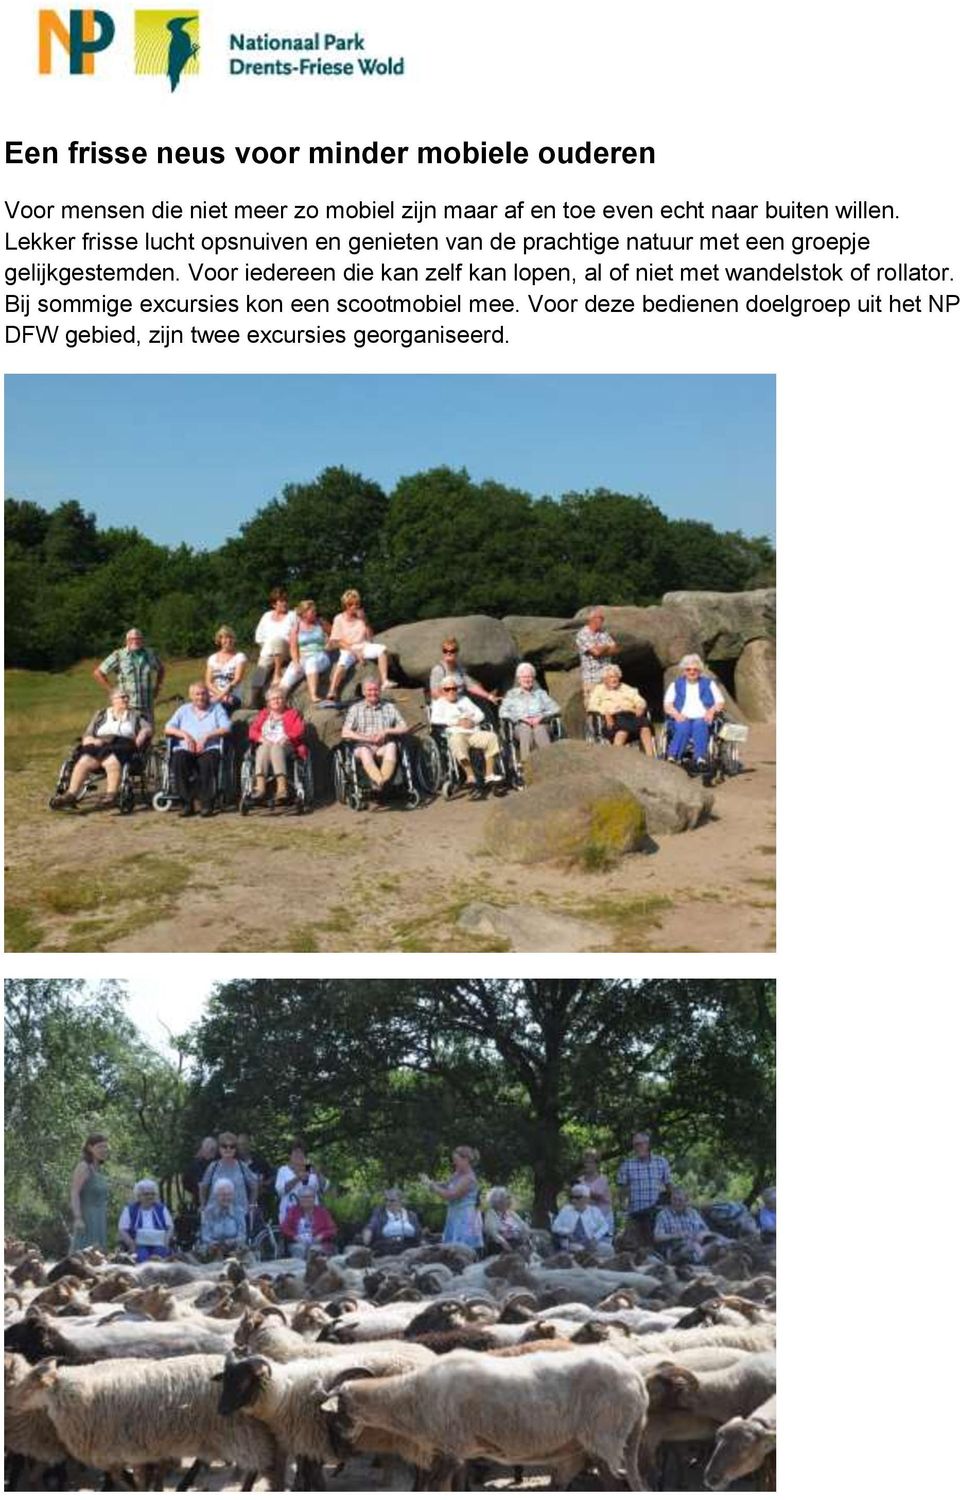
[421,1145,482,1249]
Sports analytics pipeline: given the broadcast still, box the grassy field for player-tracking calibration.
[4,665,776,955]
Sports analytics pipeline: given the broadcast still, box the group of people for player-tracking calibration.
[50,598,727,811]
[68,1128,775,1268]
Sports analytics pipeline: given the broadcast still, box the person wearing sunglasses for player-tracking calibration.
[428,637,501,706]
[198,1132,258,1214]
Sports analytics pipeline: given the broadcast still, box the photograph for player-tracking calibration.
[4,375,775,954]
[4,975,776,1492]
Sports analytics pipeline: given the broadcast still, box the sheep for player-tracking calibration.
[703,1393,776,1490]
[5,1352,71,1465]
[7,1352,281,1489]
[618,1323,776,1358]
[639,1352,776,1482]
[321,1347,651,1490]
[403,1297,497,1340]
[11,1306,234,1363]
[214,1343,438,1475]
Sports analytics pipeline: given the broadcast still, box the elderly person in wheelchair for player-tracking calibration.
[340,678,409,792]
[52,690,152,811]
[199,1179,246,1260]
[663,653,726,772]
[498,662,562,761]
[247,685,307,805]
[430,676,504,792]
[587,664,655,755]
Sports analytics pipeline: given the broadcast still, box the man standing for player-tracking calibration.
[575,607,618,705]
[616,1131,672,1245]
[341,679,408,791]
[94,627,165,717]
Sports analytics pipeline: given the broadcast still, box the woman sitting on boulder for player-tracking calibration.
[281,599,333,705]
[587,664,655,755]
[498,662,561,760]
[322,589,396,705]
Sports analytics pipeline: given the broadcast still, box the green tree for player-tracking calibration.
[188,979,775,1225]
[4,980,190,1251]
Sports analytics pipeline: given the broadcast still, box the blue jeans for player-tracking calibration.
[670,718,711,762]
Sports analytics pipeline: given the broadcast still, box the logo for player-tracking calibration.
[38,9,115,74]
[134,11,199,90]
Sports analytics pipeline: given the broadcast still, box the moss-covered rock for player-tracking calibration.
[482,773,646,866]
[525,739,714,836]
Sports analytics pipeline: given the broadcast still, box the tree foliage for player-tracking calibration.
[187,979,775,1225]
[4,980,190,1252]
[5,469,775,669]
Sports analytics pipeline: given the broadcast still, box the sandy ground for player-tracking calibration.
[5,728,774,954]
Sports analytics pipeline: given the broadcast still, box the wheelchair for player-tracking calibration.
[152,738,237,813]
[238,744,313,816]
[49,739,164,815]
[424,692,510,800]
[657,713,748,783]
[332,734,425,811]
[183,1204,280,1263]
[585,710,656,753]
[497,715,565,789]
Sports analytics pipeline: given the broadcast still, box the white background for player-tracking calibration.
[3,1,959,1493]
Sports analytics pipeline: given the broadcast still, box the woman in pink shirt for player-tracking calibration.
[581,1148,615,1233]
[322,589,396,704]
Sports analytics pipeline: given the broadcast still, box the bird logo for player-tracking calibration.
[134,10,200,88]
[166,15,198,91]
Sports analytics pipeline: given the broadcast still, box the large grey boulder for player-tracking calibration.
[661,589,776,660]
[572,605,703,672]
[502,616,579,671]
[545,669,588,739]
[735,638,776,723]
[378,615,517,687]
[482,773,646,867]
[524,739,713,835]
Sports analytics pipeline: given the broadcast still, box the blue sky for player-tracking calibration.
[4,375,774,548]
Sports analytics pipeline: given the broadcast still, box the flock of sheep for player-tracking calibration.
[4,1234,776,1492]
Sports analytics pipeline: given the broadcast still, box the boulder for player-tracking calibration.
[482,773,646,867]
[456,902,611,952]
[661,666,747,725]
[378,615,517,688]
[734,637,776,723]
[524,738,713,835]
[502,616,579,671]
[572,605,703,671]
[661,589,776,660]
[545,669,587,739]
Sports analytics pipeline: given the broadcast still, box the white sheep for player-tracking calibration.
[322,1346,651,1490]
[8,1352,281,1487]
[640,1351,776,1481]
[704,1393,776,1490]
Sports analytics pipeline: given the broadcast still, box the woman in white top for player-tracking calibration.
[552,1183,614,1254]
[361,1187,422,1255]
[206,625,247,714]
[254,588,297,684]
[275,1140,328,1214]
[52,690,152,810]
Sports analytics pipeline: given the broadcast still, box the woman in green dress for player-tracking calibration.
[69,1133,111,1251]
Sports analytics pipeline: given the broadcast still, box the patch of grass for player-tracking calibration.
[755,844,776,856]
[286,925,319,952]
[590,893,673,949]
[34,855,190,916]
[579,842,617,872]
[5,906,43,951]
[747,876,776,890]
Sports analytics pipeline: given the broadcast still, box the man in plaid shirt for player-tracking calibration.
[616,1131,672,1244]
[653,1187,712,1263]
[575,607,619,704]
[341,679,408,790]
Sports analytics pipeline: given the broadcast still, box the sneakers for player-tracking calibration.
[319,697,339,709]
[485,771,504,784]
[52,791,77,810]
[99,794,118,810]
[382,678,398,689]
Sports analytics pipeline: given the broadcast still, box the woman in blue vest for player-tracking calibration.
[117,1179,174,1262]
[663,654,725,767]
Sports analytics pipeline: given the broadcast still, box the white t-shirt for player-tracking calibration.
[664,676,725,720]
[430,696,485,733]
[255,610,297,646]
[207,651,247,692]
[275,1164,324,1210]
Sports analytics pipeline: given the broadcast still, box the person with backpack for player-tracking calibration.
[198,1133,258,1216]
[118,1180,174,1262]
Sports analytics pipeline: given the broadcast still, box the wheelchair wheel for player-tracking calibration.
[417,736,443,795]
[405,785,422,810]
[118,781,136,816]
[332,750,351,806]
[249,1224,278,1262]
[152,791,174,812]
